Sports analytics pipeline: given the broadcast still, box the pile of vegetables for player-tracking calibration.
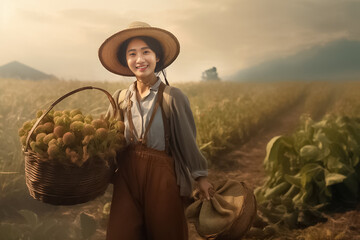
[255,114,360,229]
[19,109,126,167]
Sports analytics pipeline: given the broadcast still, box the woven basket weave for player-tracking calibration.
[23,86,119,205]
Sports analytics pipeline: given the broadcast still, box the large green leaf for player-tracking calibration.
[284,174,301,187]
[264,136,294,174]
[299,145,320,162]
[313,131,331,148]
[326,156,352,175]
[293,129,313,152]
[264,136,283,173]
[312,120,328,130]
[324,171,347,186]
[299,163,324,188]
[264,182,291,199]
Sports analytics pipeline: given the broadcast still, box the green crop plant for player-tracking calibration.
[255,114,360,229]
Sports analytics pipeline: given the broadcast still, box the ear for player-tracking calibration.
[156,57,160,63]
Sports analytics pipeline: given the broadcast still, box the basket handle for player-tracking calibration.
[24,86,118,152]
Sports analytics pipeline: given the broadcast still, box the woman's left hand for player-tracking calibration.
[196,176,215,201]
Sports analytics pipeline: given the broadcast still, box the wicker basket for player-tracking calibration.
[23,86,119,205]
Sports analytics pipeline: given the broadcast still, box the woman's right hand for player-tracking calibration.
[196,176,215,201]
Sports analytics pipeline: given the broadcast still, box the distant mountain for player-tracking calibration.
[230,39,360,81]
[0,61,57,80]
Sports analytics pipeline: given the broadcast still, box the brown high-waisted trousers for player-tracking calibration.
[106,144,188,240]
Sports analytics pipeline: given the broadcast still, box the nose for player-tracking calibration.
[136,54,145,63]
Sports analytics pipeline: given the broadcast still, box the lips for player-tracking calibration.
[136,65,148,70]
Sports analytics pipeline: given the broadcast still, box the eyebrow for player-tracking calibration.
[127,47,150,53]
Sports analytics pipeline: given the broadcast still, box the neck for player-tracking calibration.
[136,74,158,95]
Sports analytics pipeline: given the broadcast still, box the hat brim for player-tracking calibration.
[98,27,180,76]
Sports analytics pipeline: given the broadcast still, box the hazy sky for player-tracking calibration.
[1,0,359,82]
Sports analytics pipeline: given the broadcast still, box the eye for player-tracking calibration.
[128,52,136,57]
[143,50,150,54]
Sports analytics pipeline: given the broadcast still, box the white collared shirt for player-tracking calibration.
[123,78,165,151]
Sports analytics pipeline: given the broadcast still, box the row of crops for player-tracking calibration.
[187,81,308,162]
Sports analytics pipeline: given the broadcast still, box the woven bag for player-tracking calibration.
[186,179,257,240]
[23,86,119,205]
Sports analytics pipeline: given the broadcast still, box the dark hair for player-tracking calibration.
[117,36,164,72]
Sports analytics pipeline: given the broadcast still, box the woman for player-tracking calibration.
[99,21,213,240]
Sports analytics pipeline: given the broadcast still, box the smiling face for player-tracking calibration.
[126,38,159,80]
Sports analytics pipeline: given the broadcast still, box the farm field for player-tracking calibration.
[1,78,360,239]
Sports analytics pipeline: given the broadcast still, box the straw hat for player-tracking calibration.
[98,21,180,76]
[186,179,257,240]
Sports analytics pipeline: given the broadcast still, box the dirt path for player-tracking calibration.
[210,94,310,190]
